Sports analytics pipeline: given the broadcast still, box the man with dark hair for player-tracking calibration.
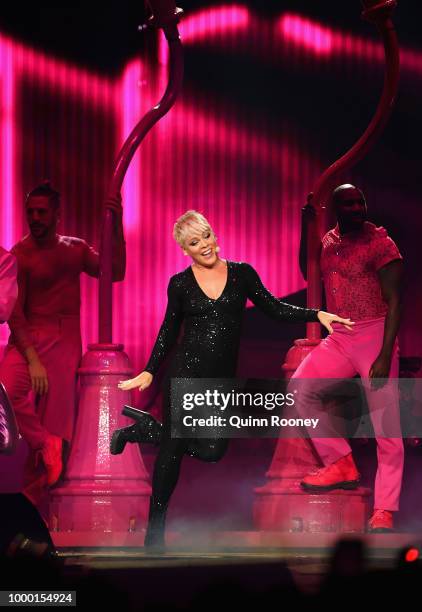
[26,182,60,210]
[296,183,404,532]
[0,182,125,504]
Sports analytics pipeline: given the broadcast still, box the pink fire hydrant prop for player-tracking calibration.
[49,1,184,545]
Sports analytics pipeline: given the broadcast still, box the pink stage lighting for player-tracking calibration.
[0,33,118,253]
[0,37,16,251]
[159,4,250,64]
[1,5,421,365]
[277,12,422,74]
[278,14,333,56]
[120,60,143,228]
[181,4,250,42]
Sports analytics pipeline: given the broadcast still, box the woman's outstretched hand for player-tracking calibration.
[118,371,153,391]
[317,311,354,334]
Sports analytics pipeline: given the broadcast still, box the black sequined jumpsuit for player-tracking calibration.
[143,261,319,528]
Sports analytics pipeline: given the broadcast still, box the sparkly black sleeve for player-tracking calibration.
[144,277,184,375]
[242,263,319,322]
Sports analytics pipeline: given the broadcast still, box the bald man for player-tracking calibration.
[296,184,404,532]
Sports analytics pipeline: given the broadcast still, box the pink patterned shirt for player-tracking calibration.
[321,222,402,321]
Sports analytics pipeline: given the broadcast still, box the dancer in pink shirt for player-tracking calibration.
[297,184,404,532]
[0,182,125,504]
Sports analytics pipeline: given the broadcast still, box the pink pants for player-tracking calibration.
[0,316,82,504]
[291,317,404,511]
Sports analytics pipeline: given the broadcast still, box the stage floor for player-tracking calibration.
[53,529,421,557]
[57,541,415,599]
[59,550,332,595]
[56,531,420,590]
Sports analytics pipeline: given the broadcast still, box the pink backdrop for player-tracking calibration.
[0,4,420,377]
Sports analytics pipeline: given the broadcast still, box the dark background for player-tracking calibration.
[1,1,420,209]
[1,1,422,72]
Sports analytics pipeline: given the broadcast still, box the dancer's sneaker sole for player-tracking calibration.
[300,479,360,492]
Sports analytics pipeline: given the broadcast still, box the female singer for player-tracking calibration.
[110,210,353,549]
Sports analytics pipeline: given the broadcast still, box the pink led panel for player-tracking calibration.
[0,7,421,374]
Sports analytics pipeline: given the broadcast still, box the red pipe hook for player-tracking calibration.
[305,0,399,340]
[98,2,184,343]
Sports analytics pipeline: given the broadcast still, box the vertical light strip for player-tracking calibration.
[0,38,16,346]
[0,37,16,249]
[120,60,143,228]
[113,59,143,355]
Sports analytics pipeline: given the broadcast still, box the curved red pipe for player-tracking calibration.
[98,4,184,344]
[306,0,399,340]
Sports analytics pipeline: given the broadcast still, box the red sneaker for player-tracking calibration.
[40,435,63,486]
[300,453,360,492]
[368,509,393,533]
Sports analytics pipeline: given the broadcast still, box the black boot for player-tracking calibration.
[122,405,163,445]
[144,497,167,553]
[110,423,141,455]
[110,406,162,455]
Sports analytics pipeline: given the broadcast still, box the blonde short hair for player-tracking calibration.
[173,210,215,247]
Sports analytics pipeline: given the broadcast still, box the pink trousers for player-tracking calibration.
[291,317,404,511]
[0,316,82,504]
